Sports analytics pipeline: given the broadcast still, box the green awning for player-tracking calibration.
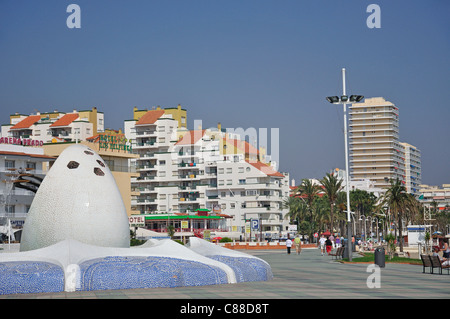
[144,214,221,220]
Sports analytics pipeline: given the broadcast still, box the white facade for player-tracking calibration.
[349,97,421,194]
[332,168,384,197]
[125,109,290,239]
[0,144,52,232]
[349,97,403,189]
[400,142,421,194]
[1,108,104,144]
[418,184,450,210]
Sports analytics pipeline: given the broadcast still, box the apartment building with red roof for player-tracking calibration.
[1,107,104,144]
[124,105,290,241]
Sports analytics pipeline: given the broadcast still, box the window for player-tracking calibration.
[238,167,244,173]
[226,180,232,185]
[226,168,232,174]
[5,205,15,214]
[239,179,246,185]
[5,160,15,169]
[246,190,257,196]
[26,162,36,170]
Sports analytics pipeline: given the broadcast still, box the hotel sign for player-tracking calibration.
[0,137,44,147]
[129,215,145,227]
[99,134,132,152]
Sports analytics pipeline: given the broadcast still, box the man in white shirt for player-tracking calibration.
[285,236,293,255]
[319,235,326,256]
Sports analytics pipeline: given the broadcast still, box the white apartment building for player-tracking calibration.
[418,184,450,211]
[124,107,290,239]
[331,168,384,197]
[0,143,54,238]
[349,97,421,192]
[400,142,422,194]
[1,107,104,144]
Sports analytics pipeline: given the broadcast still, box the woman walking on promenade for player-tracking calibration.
[325,236,333,255]
[294,235,302,255]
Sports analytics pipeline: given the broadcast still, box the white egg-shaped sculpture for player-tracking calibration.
[20,144,130,251]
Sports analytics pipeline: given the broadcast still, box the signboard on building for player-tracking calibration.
[129,215,145,227]
[181,221,189,229]
[0,137,44,147]
[99,134,132,152]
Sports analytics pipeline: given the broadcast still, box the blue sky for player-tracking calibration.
[1,0,449,186]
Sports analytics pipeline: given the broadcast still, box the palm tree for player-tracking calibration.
[320,173,343,234]
[378,178,412,252]
[350,189,377,237]
[295,179,321,219]
[294,179,321,239]
[283,196,308,232]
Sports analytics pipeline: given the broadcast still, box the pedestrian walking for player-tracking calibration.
[285,236,293,255]
[294,235,302,255]
[319,235,326,256]
[335,236,341,248]
[325,236,332,255]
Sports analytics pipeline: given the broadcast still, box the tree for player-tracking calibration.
[378,178,412,252]
[283,197,308,224]
[294,179,321,221]
[350,189,377,237]
[294,179,321,238]
[320,173,343,234]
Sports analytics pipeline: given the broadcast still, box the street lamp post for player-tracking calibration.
[326,68,364,261]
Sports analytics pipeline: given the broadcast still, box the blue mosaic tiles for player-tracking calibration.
[79,256,228,291]
[207,256,273,283]
[0,261,64,295]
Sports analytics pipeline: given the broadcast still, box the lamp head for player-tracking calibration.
[349,95,364,102]
[326,96,339,103]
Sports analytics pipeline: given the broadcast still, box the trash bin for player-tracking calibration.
[374,247,385,268]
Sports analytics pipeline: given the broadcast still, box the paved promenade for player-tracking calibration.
[1,248,448,299]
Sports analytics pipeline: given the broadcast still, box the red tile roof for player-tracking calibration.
[175,130,206,145]
[247,160,284,177]
[50,113,79,127]
[136,110,165,125]
[10,115,41,130]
